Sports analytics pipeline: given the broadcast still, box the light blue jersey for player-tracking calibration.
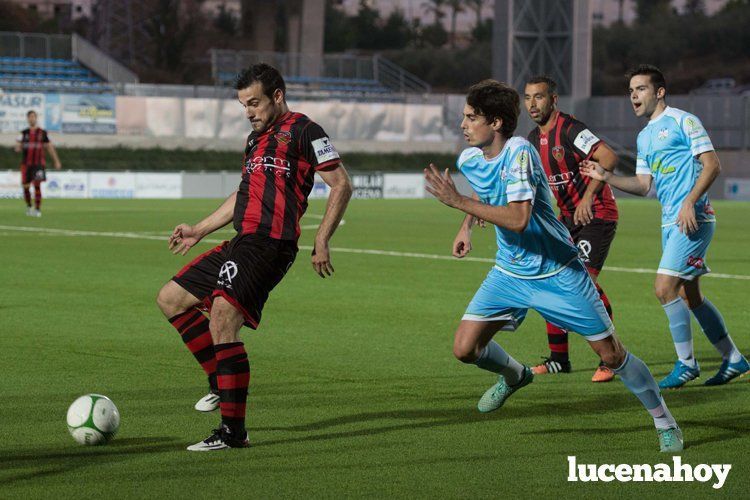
[456,137,578,278]
[635,106,716,226]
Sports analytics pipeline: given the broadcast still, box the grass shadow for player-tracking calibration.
[0,436,181,486]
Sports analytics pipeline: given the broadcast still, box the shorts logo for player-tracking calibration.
[687,256,705,269]
[577,239,592,261]
[218,261,238,288]
[552,145,565,162]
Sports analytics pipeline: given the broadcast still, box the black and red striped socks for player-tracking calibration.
[545,282,614,363]
[23,187,31,207]
[215,342,250,433]
[33,181,42,210]
[169,309,217,388]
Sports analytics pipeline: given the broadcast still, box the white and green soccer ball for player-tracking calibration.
[66,394,120,445]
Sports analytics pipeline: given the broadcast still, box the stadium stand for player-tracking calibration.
[211,50,430,102]
[0,56,112,94]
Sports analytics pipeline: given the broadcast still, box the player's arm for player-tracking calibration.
[45,142,62,169]
[575,143,618,225]
[14,138,22,153]
[453,192,482,258]
[168,191,237,255]
[312,164,353,278]
[580,159,652,196]
[425,164,531,233]
[676,150,721,234]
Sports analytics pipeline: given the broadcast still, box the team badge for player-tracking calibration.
[274,131,292,144]
[552,145,564,162]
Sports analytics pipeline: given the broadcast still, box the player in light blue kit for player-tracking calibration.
[582,65,749,388]
[425,79,682,452]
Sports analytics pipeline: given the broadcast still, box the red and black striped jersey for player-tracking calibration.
[233,111,341,241]
[17,127,50,167]
[527,112,618,222]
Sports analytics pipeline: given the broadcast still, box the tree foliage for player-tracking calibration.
[593,1,750,94]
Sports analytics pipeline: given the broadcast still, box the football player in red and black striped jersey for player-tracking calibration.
[156,64,353,451]
[524,76,619,383]
[14,110,62,217]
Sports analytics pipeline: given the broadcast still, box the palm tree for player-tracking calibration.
[422,0,446,25]
[465,0,483,29]
[446,0,465,47]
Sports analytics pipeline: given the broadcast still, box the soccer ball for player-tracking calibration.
[66,394,120,445]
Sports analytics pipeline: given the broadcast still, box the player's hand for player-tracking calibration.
[580,160,609,182]
[424,164,464,208]
[54,163,62,170]
[573,197,594,226]
[453,229,472,258]
[311,241,334,278]
[677,201,698,235]
[168,224,201,256]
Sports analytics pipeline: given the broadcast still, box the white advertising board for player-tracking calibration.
[134,173,182,199]
[0,170,21,198]
[90,172,135,198]
[383,174,425,199]
[45,171,89,199]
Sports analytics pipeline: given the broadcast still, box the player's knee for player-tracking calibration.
[453,341,479,364]
[156,283,181,317]
[653,282,677,304]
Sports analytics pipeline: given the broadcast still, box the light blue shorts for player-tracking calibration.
[463,260,614,340]
[658,222,714,280]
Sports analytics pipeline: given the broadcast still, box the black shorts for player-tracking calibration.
[560,216,617,275]
[21,165,46,184]
[172,234,298,329]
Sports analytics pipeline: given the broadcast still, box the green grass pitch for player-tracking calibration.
[1,198,748,498]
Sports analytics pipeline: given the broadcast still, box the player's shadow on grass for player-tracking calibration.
[0,436,180,486]
[251,381,749,449]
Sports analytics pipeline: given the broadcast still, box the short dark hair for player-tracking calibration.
[526,75,557,96]
[626,64,667,93]
[233,63,286,100]
[27,110,36,117]
[466,79,519,138]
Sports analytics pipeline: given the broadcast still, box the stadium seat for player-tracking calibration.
[0,57,109,93]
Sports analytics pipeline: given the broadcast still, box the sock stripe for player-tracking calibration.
[169,309,203,330]
[218,373,251,390]
[216,344,248,361]
[219,401,247,418]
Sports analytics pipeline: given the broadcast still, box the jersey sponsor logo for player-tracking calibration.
[218,261,238,288]
[245,155,291,177]
[651,158,676,175]
[658,128,670,140]
[552,145,565,162]
[311,137,339,164]
[573,128,599,155]
[548,171,574,189]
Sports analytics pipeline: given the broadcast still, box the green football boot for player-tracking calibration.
[658,427,684,453]
[477,366,534,413]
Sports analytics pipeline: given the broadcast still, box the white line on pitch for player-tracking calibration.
[1,224,748,281]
